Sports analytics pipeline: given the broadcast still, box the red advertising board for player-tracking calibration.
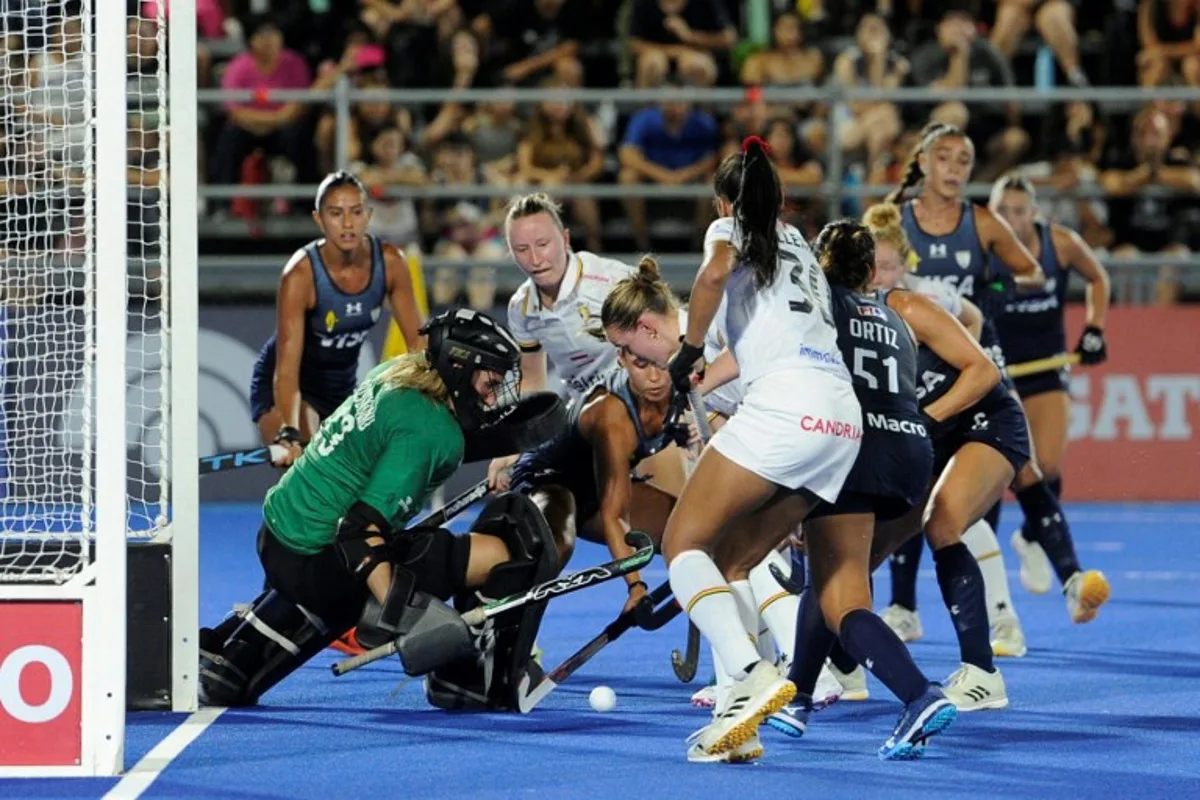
[1060,306,1200,501]
[0,602,83,767]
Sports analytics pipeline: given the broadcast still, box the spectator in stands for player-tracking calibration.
[629,0,737,88]
[764,116,824,190]
[1102,107,1200,305]
[515,78,605,251]
[989,0,1090,87]
[1026,102,1112,250]
[314,45,413,175]
[1136,0,1200,89]
[370,0,467,91]
[354,123,426,250]
[421,133,506,310]
[740,12,825,92]
[23,12,88,167]
[909,7,1029,181]
[210,15,313,207]
[461,95,525,186]
[831,13,909,172]
[416,28,484,150]
[471,0,588,87]
[617,79,719,250]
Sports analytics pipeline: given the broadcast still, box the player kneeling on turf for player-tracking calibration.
[198,309,575,710]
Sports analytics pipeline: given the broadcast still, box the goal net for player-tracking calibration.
[0,0,197,776]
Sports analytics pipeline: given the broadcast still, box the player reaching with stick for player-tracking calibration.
[990,175,1112,614]
[200,310,577,710]
[508,257,691,616]
[249,171,426,469]
[489,194,690,502]
[604,137,863,763]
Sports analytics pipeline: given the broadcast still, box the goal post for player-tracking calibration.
[0,0,198,776]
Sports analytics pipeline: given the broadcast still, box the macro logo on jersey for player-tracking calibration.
[324,309,338,332]
[866,412,927,437]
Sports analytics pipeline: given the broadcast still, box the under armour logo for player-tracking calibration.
[930,244,947,258]
[346,302,363,316]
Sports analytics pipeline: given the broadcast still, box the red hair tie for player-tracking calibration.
[742,135,772,155]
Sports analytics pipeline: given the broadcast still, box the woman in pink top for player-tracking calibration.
[211,15,314,200]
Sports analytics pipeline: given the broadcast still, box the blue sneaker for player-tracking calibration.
[764,703,811,738]
[878,685,957,761]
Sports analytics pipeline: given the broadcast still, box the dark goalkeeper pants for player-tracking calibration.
[257,524,368,637]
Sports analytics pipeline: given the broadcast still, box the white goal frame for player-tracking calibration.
[0,0,198,778]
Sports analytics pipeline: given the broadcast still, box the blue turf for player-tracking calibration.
[4,502,1200,799]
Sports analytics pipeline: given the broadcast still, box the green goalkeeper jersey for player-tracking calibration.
[263,363,465,555]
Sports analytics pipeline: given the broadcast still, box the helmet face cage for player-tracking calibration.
[423,309,523,431]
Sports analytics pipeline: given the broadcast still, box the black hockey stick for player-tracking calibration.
[515,580,677,713]
[769,545,807,596]
[199,445,286,475]
[419,479,489,528]
[331,530,657,676]
[665,388,711,684]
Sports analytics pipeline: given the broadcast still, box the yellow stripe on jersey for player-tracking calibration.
[382,247,430,361]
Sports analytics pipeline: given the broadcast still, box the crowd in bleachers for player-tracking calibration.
[2,1,1200,304]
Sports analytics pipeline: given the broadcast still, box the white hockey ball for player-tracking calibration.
[589,685,617,712]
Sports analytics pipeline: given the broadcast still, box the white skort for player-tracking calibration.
[710,367,863,502]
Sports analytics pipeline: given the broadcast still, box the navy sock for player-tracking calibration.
[933,542,995,672]
[984,500,1002,534]
[828,639,858,674]
[1047,476,1062,498]
[788,587,836,701]
[1015,482,1081,584]
[839,609,929,704]
[889,535,923,611]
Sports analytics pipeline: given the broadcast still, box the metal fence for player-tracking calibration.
[188,83,1200,299]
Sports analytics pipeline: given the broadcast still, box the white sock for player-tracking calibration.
[668,550,760,680]
[749,549,799,663]
[712,644,732,687]
[729,579,771,661]
[962,519,1019,625]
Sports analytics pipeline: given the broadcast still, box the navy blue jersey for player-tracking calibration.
[883,284,1031,474]
[510,370,685,523]
[902,200,1008,364]
[996,222,1069,365]
[249,237,388,422]
[827,287,932,511]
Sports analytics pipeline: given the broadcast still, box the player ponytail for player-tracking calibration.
[885,122,966,205]
[713,136,782,289]
[315,170,367,211]
[863,202,916,269]
[814,219,876,292]
[600,255,679,334]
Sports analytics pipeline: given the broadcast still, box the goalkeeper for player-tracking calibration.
[200,309,575,711]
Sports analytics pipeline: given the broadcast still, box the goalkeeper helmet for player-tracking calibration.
[422,308,522,431]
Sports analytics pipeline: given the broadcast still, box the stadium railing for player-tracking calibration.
[180,83,1200,299]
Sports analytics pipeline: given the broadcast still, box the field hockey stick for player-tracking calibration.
[417,479,489,528]
[1006,352,1080,379]
[663,386,713,684]
[199,445,287,475]
[515,580,676,713]
[331,531,657,676]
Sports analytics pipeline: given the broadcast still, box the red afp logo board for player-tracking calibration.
[0,602,82,766]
